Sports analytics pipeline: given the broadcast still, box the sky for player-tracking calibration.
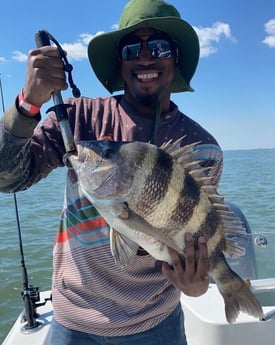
[0,0,274,150]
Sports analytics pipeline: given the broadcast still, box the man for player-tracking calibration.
[0,0,223,344]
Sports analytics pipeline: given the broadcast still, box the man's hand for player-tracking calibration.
[162,233,209,297]
[22,46,68,108]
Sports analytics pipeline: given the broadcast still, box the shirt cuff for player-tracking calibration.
[3,98,41,138]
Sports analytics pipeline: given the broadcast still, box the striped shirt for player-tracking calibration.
[0,95,223,335]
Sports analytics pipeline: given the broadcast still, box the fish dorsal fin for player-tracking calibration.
[161,139,247,258]
[110,228,140,269]
[160,138,205,176]
[220,210,247,257]
[161,138,247,258]
[160,137,200,159]
[209,202,247,257]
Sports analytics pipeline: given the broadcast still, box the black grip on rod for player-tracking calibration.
[35,30,51,48]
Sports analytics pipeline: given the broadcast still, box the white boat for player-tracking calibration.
[2,290,53,345]
[2,202,275,345]
[2,281,275,345]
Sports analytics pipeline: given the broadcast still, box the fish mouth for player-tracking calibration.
[65,152,80,170]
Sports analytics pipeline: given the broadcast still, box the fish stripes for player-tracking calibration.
[139,148,173,218]
[198,207,222,240]
[170,174,201,228]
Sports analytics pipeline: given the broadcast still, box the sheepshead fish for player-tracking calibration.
[68,139,263,323]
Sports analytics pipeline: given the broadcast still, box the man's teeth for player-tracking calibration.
[137,73,158,80]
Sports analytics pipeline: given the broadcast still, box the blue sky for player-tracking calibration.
[0,0,274,150]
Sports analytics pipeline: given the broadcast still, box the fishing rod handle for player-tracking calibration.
[35,30,51,47]
[34,30,76,153]
[34,30,64,105]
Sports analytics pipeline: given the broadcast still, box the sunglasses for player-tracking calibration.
[118,33,176,61]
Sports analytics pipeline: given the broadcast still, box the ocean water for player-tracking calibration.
[0,149,275,342]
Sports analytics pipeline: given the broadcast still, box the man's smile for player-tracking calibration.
[136,72,159,81]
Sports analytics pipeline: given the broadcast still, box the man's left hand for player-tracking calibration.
[162,233,209,297]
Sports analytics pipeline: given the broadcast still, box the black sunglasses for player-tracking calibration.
[118,33,177,61]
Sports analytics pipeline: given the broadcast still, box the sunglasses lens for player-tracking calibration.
[148,39,172,59]
[121,42,141,61]
[119,33,174,61]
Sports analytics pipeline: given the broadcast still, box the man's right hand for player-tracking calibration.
[20,46,68,112]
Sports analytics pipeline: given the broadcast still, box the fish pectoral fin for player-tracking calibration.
[110,228,139,269]
[111,202,130,219]
[121,209,179,252]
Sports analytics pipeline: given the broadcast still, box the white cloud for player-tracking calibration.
[12,51,28,62]
[61,31,105,61]
[61,42,87,61]
[194,22,236,57]
[0,57,7,63]
[9,32,104,64]
[79,33,95,46]
[263,19,275,47]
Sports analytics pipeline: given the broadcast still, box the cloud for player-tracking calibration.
[8,32,104,63]
[0,57,7,63]
[194,22,236,57]
[61,41,87,61]
[263,19,275,47]
[62,31,105,61]
[12,51,28,62]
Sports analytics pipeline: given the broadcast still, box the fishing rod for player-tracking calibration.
[1,30,80,333]
[0,75,5,112]
[1,75,43,332]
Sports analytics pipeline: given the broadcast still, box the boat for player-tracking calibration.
[2,201,275,345]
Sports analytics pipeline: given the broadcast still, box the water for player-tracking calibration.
[0,149,275,342]
[0,168,65,343]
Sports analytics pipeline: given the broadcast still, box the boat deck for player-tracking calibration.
[3,280,275,345]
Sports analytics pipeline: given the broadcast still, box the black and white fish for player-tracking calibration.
[68,139,263,323]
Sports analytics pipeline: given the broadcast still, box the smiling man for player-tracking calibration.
[0,0,223,344]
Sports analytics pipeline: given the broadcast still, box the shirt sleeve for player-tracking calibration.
[0,100,65,193]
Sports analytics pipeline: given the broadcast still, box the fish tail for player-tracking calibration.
[212,257,263,323]
[221,274,263,323]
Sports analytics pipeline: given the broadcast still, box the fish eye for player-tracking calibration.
[103,148,114,159]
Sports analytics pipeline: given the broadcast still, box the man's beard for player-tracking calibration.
[135,93,158,106]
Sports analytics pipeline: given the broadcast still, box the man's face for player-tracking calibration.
[119,28,177,107]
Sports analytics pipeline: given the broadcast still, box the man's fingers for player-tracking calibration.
[168,247,184,272]
[184,233,195,275]
[196,236,209,280]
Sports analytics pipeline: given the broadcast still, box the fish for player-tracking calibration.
[68,139,263,323]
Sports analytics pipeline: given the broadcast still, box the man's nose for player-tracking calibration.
[138,41,153,62]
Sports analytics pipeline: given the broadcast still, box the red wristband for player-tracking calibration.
[18,90,41,115]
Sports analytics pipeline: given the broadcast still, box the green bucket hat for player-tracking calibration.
[88,0,200,94]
